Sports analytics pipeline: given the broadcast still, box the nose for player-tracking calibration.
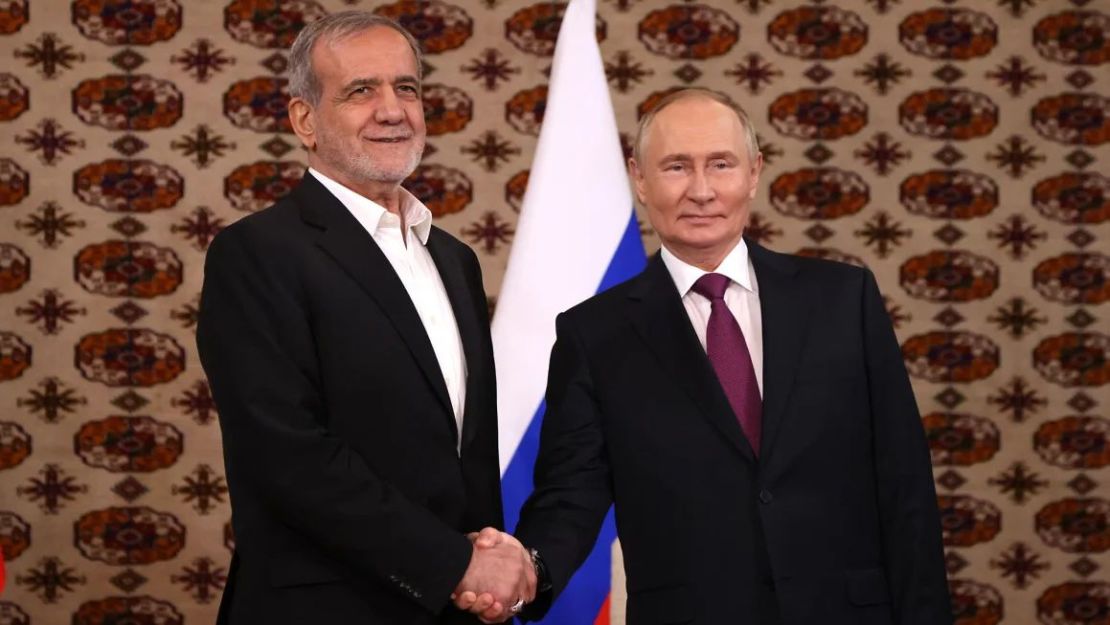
[688,168,715,203]
[374,87,406,124]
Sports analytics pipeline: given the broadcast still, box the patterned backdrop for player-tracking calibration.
[0,0,1107,623]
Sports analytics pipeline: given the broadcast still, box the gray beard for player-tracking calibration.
[315,129,424,186]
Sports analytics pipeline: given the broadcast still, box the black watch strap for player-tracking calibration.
[529,548,553,593]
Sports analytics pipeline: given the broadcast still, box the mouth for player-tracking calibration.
[367,136,411,144]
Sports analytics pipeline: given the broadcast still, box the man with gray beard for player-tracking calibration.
[197,12,534,624]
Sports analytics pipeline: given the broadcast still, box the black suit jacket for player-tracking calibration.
[197,174,502,624]
[516,242,950,625]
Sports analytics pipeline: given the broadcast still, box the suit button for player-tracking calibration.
[759,489,773,504]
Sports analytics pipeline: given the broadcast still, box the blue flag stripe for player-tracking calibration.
[501,211,645,623]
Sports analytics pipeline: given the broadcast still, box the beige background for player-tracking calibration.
[0,1,1107,623]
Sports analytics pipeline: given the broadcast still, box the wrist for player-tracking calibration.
[528,548,553,593]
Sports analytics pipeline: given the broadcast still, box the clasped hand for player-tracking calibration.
[452,528,536,623]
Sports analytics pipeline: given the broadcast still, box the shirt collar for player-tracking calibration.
[309,167,433,245]
[660,238,756,297]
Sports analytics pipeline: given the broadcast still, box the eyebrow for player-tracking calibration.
[657,150,739,164]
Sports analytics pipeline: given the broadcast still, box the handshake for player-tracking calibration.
[452,527,538,623]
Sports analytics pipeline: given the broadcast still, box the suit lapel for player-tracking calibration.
[749,241,812,463]
[425,230,486,449]
[627,255,756,462]
[295,175,456,422]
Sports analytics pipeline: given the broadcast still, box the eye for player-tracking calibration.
[398,84,419,95]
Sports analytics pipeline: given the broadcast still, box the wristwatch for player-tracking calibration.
[528,548,553,593]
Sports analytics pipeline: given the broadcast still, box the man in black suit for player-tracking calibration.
[197,13,533,624]
[462,88,951,624]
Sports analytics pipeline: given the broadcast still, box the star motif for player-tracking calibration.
[171,557,228,604]
[17,464,87,514]
[14,33,84,79]
[461,211,515,254]
[988,297,1046,339]
[15,119,83,165]
[756,134,783,166]
[997,0,1039,17]
[172,39,235,83]
[989,461,1047,504]
[17,377,86,423]
[865,0,901,12]
[605,50,652,93]
[172,297,200,330]
[855,211,911,258]
[744,212,781,246]
[15,289,86,335]
[855,54,910,95]
[172,380,218,426]
[462,48,520,91]
[987,56,1045,97]
[603,0,643,10]
[16,202,84,248]
[854,132,910,176]
[461,131,520,172]
[17,557,85,603]
[990,542,1049,589]
[171,125,234,168]
[171,207,225,251]
[883,296,911,329]
[725,54,781,95]
[987,376,1046,423]
[172,465,229,514]
[987,136,1044,179]
[988,215,1045,259]
[737,0,773,13]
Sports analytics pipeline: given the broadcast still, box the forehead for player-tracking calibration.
[646,97,745,158]
[311,26,418,85]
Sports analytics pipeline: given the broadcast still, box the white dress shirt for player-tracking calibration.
[309,168,468,447]
[660,240,764,397]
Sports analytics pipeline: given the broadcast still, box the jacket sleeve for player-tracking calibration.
[515,312,615,620]
[861,268,953,625]
[196,226,472,614]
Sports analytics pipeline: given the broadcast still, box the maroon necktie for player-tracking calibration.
[692,273,762,455]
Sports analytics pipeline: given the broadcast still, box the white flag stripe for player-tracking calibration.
[492,0,633,471]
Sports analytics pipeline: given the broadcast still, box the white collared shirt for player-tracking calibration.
[660,240,764,397]
[309,168,468,448]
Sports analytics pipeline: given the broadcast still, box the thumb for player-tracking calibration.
[473,526,503,549]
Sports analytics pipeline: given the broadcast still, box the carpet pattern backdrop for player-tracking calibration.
[0,0,1107,623]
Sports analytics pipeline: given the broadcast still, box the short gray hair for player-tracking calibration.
[288,11,424,106]
[632,88,760,164]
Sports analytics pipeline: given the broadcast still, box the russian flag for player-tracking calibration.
[491,0,645,622]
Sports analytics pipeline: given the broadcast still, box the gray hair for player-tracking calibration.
[632,88,760,164]
[288,11,424,106]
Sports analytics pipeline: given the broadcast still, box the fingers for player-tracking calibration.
[453,590,477,610]
[479,604,507,624]
[455,535,532,619]
[471,592,497,615]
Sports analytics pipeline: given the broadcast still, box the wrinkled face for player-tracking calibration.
[294,26,425,187]
[631,97,762,265]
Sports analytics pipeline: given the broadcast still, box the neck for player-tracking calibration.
[310,162,404,214]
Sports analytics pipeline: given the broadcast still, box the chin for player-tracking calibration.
[675,227,731,245]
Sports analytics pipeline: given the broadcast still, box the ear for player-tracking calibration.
[628,157,648,206]
[748,151,764,200]
[288,97,317,151]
